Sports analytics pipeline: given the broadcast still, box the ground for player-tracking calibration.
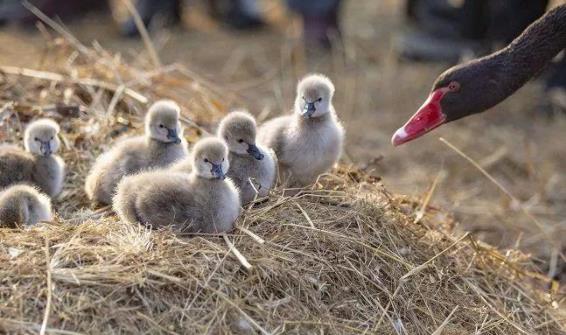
[0,0,564,278]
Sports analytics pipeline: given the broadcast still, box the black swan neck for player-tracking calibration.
[494,5,566,93]
[391,5,566,146]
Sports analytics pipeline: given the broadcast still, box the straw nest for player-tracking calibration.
[0,30,565,334]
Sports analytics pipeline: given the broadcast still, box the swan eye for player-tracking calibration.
[317,98,322,102]
[237,139,244,143]
[34,137,39,142]
[159,124,164,128]
[50,136,54,140]
[204,158,209,163]
[448,81,460,92]
[222,158,225,162]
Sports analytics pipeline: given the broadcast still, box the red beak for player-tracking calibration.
[391,88,449,146]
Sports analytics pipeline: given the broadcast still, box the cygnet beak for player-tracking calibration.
[211,163,226,180]
[167,128,182,144]
[246,143,264,160]
[40,141,52,156]
[302,102,316,118]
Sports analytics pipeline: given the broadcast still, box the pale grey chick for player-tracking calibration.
[85,100,189,205]
[257,74,344,187]
[218,110,276,204]
[113,137,240,234]
[0,184,52,228]
[0,118,65,197]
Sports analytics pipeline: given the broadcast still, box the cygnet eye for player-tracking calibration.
[34,137,39,142]
[50,136,54,140]
[204,158,209,163]
[317,98,322,102]
[222,158,225,162]
[237,139,244,143]
[159,124,164,128]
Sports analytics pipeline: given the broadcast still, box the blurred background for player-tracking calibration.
[0,0,565,279]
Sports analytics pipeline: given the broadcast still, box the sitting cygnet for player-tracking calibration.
[218,110,276,204]
[113,138,240,234]
[85,100,189,205]
[0,118,65,197]
[257,74,344,186]
[0,184,52,228]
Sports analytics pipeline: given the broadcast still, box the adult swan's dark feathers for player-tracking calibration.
[392,4,566,146]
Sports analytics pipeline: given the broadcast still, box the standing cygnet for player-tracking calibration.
[0,184,52,228]
[218,110,276,204]
[0,118,65,197]
[85,100,189,205]
[258,74,344,186]
[113,138,240,234]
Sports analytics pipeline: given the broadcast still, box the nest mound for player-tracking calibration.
[0,34,564,334]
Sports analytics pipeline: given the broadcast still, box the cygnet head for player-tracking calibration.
[295,74,335,119]
[192,137,230,180]
[145,100,183,144]
[24,119,61,156]
[217,110,264,160]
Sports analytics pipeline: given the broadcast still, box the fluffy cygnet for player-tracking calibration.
[0,184,52,228]
[218,110,276,204]
[257,74,344,186]
[113,137,240,234]
[85,100,189,205]
[0,118,65,197]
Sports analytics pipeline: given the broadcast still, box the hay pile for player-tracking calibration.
[0,31,564,334]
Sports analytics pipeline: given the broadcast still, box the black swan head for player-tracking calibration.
[392,4,566,146]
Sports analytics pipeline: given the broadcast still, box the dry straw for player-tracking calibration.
[0,14,564,335]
